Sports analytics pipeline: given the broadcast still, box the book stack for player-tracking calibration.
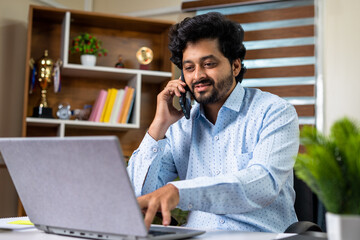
[88,86,136,124]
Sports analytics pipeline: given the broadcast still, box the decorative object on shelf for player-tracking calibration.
[53,59,62,93]
[294,117,360,240]
[29,58,36,94]
[115,54,125,68]
[69,33,108,66]
[31,50,56,118]
[73,105,92,120]
[80,54,96,67]
[136,46,153,70]
[56,104,72,120]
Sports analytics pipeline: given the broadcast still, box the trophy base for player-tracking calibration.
[32,107,54,118]
[139,64,149,70]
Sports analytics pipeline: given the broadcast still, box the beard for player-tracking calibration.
[190,71,234,105]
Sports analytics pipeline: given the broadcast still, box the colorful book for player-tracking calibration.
[102,88,118,123]
[92,90,108,122]
[99,89,112,122]
[109,89,125,124]
[116,86,129,123]
[125,88,136,123]
[88,90,102,121]
[120,87,135,124]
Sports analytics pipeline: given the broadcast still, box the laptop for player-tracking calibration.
[0,136,205,239]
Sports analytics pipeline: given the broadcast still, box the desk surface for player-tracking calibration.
[0,216,294,240]
[0,228,292,240]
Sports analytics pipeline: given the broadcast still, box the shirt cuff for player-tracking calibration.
[169,180,203,211]
[138,132,167,155]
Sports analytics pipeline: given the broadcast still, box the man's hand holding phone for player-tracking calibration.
[148,76,189,141]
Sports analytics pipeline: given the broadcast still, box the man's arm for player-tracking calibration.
[127,78,187,196]
[127,78,187,228]
[148,78,187,141]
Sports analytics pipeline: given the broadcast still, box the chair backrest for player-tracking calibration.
[284,174,325,233]
[293,175,318,222]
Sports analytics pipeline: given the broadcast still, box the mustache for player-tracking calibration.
[191,78,214,89]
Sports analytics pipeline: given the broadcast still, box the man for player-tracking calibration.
[127,12,299,232]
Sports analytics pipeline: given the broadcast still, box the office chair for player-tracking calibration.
[284,175,323,233]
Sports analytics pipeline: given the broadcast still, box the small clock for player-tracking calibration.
[56,104,71,120]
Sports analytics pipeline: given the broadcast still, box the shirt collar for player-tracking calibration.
[223,82,245,112]
[195,82,245,119]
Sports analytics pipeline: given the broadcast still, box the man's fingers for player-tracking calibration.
[164,80,187,97]
[137,185,180,229]
[161,204,171,226]
[143,202,158,230]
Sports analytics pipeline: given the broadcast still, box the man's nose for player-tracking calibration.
[193,66,206,81]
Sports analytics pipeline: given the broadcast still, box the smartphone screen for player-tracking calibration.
[179,70,191,119]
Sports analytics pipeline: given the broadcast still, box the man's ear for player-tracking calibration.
[232,59,241,77]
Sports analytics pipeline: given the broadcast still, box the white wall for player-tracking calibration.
[322,0,360,132]
[0,0,359,217]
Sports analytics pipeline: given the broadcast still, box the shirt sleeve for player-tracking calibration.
[170,102,299,214]
[127,132,178,197]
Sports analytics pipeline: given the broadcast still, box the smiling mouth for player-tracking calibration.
[193,80,213,92]
[194,83,211,92]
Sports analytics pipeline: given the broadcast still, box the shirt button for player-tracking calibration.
[152,148,158,152]
[188,204,193,210]
[214,136,219,141]
[215,170,220,175]
[219,219,225,224]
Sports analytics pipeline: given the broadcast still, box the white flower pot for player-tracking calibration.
[326,212,360,240]
[80,54,96,66]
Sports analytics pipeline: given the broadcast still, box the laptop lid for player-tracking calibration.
[0,136,149,238]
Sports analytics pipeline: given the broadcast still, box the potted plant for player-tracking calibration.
[69,33,108,66]
[294,117,360,240]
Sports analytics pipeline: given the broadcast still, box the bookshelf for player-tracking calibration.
[22,5,174,157]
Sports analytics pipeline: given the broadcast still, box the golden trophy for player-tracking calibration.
[136,46,153,70]
[32,50,55,118]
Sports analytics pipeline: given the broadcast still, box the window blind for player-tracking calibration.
[195,0,318,137]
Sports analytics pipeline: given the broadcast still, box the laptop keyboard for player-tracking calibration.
[148,230,176,236]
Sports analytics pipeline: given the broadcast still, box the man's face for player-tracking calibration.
[182,39,238,105]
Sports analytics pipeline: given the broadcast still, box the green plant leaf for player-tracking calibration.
[294,117,360,214]
[69,32,108,56]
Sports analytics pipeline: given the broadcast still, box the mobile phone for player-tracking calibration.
[179,70,191,119]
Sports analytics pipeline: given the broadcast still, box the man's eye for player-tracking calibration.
[204,62,216,68]
[184,66,194,71]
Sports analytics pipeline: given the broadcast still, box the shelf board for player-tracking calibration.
[61,63,172,83]
[26,117,139,130]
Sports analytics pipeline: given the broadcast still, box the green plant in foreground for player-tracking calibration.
[294,117,360,214]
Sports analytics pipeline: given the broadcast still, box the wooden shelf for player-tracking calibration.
[26,117,139,137]
[23,5,173,138]
[62,63,172,83]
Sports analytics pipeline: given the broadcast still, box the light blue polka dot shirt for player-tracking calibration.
[127,83,299,232]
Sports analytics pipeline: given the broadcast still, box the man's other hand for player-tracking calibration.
[137,184,180,230]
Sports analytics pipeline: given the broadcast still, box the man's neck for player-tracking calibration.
[203,102,223,125]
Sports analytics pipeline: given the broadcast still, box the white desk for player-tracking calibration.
[0,216,294,240]
[0,228,292,240]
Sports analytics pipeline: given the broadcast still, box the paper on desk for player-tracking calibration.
[275,233,297,239]
[0,216,35,230]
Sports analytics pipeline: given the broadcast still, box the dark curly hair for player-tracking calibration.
[168,12,247,83]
